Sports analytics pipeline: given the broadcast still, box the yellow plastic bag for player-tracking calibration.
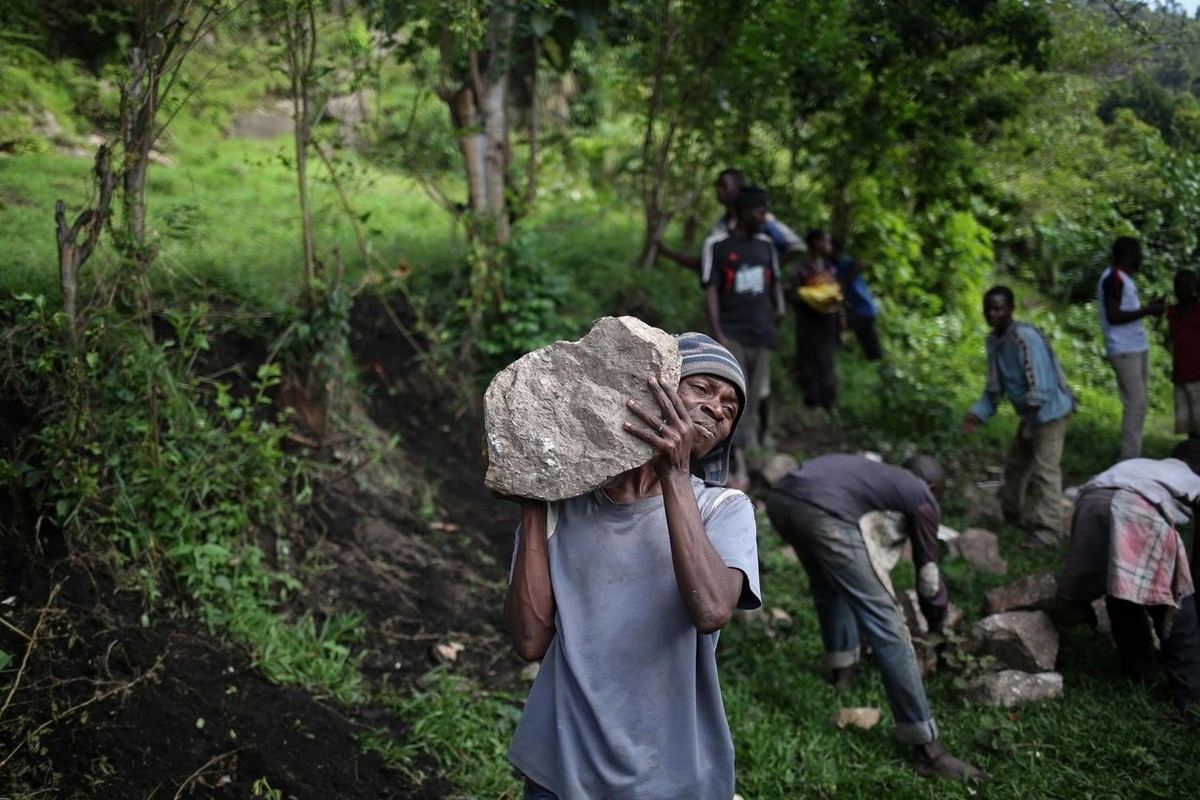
[797,277,843,314]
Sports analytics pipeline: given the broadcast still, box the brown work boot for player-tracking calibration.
[912,741,989,782]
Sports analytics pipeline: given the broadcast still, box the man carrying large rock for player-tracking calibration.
[1059,441,1200,711]
[502,332,762,800]
[765,453,987,782]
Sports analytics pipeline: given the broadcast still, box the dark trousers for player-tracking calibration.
[523,778,558,799]
[845,311,883,361]
[795,311,839,410]
[1107,595,1200,707]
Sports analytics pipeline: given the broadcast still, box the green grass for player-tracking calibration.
[7,26,1200,800]
[364,667,526,800]
[717,513,1200,800]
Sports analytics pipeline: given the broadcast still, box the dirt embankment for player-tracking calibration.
[0,294,523,798]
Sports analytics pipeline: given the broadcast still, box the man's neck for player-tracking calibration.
[602,464,663,503]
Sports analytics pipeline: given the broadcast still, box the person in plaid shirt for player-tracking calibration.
[1059,440,1200,710]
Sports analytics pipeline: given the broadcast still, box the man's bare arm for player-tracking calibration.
[628,378,744,632]
[503,500,556,661]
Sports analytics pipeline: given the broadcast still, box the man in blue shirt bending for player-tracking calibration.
[962,286,1075,549]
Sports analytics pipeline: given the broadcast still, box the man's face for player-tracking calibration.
[715,175,741,207]
[1125,244,1144,273]
[677,374,740,459]
[739,205,767,234]
[814,234,832,257]
[983,293,1013,334]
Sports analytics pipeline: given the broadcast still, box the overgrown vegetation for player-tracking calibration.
[4,0,1200,797]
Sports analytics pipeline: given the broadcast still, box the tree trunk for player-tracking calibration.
[522,36,541,211]
[482,73,510,244]
[121,45,158,259]
[481,6,515,245]
[284,0,318,312]
[55,148,114,344]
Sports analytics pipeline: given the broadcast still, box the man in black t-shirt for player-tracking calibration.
[701,186,784,489]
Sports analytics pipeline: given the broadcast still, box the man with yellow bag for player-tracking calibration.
[701,185,785,489]
[788,229,843,412]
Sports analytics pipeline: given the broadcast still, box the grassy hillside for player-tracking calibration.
[2,21,1198,800]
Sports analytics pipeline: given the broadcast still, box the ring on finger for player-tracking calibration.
[657,420,666,434]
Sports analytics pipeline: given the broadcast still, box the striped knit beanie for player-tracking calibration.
[677,332,746,486]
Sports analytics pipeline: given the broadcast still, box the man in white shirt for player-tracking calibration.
[1097,236,1165,460]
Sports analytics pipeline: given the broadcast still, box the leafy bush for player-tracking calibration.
[11,303,301,606]
[0,295,370,699]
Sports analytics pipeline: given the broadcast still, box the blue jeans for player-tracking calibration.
[523,778,559,800]
[766,492,937,745]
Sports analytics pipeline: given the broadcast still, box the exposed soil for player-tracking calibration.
[0,295,861,799]
[0,294,525,799]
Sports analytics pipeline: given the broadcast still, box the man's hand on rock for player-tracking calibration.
[625,376,694,476]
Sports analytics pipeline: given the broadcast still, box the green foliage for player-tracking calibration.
[363,666,524,798]
[471,231,583,374]
[0,294,370,702]
[840,312,979,454]
[11,303,298,602]
[251,776,295,800]
[0,33,86,152]
[230,605,367,705]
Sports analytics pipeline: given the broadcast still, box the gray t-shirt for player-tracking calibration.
[507,476,761,800]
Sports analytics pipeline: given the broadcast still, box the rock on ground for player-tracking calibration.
[964,670,1064,707]
[971,610,1059,672]
[483,316,681,501]
[946,527,1008,575]
[326,92,371,125]
[983,572,1060,615]
[832,706,882,729]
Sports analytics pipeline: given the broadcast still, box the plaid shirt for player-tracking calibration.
[1108,489,1195,608]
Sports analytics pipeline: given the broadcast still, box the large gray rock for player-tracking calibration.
[961,479,1003,523]
[963,670,1063,708]
[946,527,1008,575]
[971,610,1059,672]
[484,316,681,501]
[983,572,1060,615]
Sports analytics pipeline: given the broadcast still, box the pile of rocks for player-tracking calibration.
[897,566,1066,708]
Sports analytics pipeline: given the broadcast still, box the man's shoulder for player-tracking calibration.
[1100,267,1125,293]
[695,481,752,513]
[703,230,733,250]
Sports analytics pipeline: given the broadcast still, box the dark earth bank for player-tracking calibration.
[0,294,526,799]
